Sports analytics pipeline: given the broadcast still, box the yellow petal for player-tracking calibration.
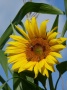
[18,68,25,73]
[57,37,67,43]
[45,61,55,72]
[38,59,45,72]
[24,61,36,69]
[8,52,26,58]
[39,20,49,38]
[31,17,39,37]
[5,48,25,54]
[47,37,67,46]
[50,44,66,51]
[49,52,62,58]
[46,55,59,64]
[43,68,49,77]
[19,61,36,72]
[47,26,58,36]
[10,35,29,43]
[39,59,45,68]
[7,41,26,47]
[34,62,39,78]
[18,61,28,73]
[25,20,35,39]
[47,32,58,41]
[12,59,27,70]
[27,66,34,71]
[6,46,26,50]
[15,25,29,39]
[49,39,58,45]
[8,54,26,63]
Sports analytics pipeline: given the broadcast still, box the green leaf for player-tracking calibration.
[26,76,34,83]
[64,0,67,17]
[14,2,64,23]
[56,61,67,75]
[61,20,67,37]
[11,22,16,35]
[20,70,34,78]
[48,71,55,90]
[61,20,67,45]
[0,50,8,77]
[0,75,11,90]
[21,71,47,88]
[13,72,44,90]
[56,61,67,89]
[8,66,13,75]
[13,72,22,90]
[51,15,59,32]
[0,2,64,49]
[0,25,13,49]
[21,79,44,90]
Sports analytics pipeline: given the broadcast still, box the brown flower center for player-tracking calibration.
[32,44,43,55]
[26,38,50,61]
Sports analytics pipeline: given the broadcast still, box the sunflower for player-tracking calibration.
[5,17,67,78]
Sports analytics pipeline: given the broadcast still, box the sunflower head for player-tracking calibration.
[5,17,67,78]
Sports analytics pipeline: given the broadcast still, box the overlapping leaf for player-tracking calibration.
[13,72,44,90]
[0,75,11,90]
[56,61,67,75]
[0,2,64,49]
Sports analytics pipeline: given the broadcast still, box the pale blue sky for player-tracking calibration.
[0,0,67,90]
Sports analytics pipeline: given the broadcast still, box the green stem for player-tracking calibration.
[49,72,55,90]
[55,74,61,90]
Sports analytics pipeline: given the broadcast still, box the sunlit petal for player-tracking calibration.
[25,19,35,39]
[34,62,39,78]
[50,44,66,51]
[15,25,29,39]
[31,17,39,37]
[49,52,62,58]
[39,20,49,38]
